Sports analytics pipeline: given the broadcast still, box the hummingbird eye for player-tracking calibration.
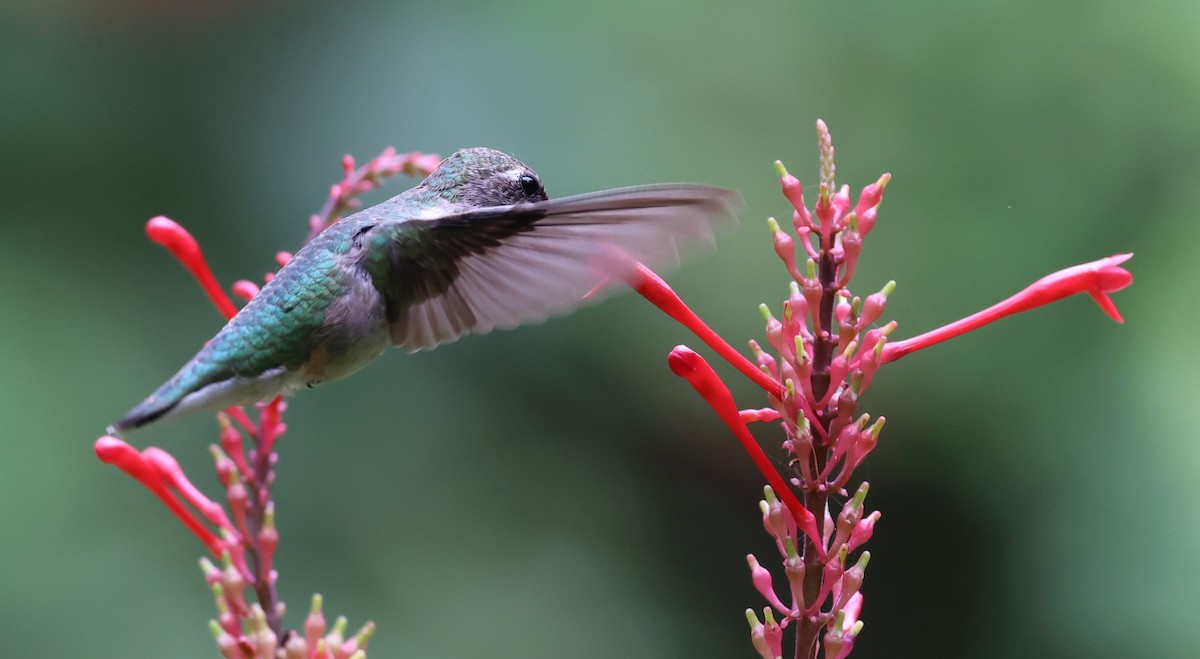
[519,173,542,198]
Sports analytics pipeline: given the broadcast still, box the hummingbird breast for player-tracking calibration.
[303,252,392,385]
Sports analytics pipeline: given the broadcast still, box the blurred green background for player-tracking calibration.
[2,1,1195,657]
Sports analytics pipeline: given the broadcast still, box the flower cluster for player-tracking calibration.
[628,120,1132,658]
[95,149,439,658]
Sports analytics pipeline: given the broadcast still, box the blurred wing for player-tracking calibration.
[365,184,741,352]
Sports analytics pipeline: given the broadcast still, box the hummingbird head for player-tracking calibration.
[421,147,549,207]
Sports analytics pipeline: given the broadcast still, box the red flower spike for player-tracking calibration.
[630,264,783,397]
[145,216,239,320]
[668,346,825,555]
[95,437,224,555]
[275,251,292,267]
[881,254,1134,363]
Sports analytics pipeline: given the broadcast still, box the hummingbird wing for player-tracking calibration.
[362,184,741,352]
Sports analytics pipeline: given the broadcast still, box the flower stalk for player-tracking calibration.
[630,120,1131,657]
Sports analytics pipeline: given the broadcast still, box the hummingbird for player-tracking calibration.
[110,147,741,433]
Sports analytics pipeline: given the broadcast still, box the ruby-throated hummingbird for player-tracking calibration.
[110,147,740,433]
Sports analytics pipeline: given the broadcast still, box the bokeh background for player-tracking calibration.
[2,1,1196,657]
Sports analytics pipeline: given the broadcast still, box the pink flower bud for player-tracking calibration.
[814,185,836,241]
[740,407,782,424]
[832,551,869,612]
[784,551,806,612]
[230,280,259,302]
[208,620,243,659]
[822,611,863,659]
[227,480,248,539]
[802,276,823,336]
[857,205,878,237]
[305,594,326,653]
[761,304,783,353]
[858,281,895,331]
[853,173,889,216]
[748,340,779,381]
[847,512,881,553]
[762,609,784,659]
[746,609,771,659]
[775,161,812,228]
[839,226,862,286]
[812,545,847,614]
[747,554,792,616]
[284,634,307,659]
[832,184,851,229]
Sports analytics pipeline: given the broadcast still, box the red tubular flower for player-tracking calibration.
[881,253,1134,363]
[94,437,224,555]
[143,447,234,533]
[668,346,825,555]
[145,216,239,320]
[630,264,783,397]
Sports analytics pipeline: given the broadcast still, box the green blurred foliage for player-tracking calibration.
[1,1,1195,657]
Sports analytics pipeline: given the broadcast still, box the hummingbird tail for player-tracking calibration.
[109,364,297,434]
